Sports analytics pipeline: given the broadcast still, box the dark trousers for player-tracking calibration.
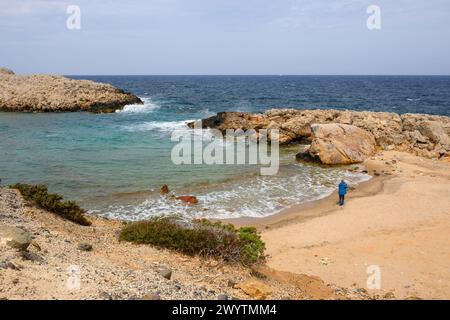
[339,194,345,206]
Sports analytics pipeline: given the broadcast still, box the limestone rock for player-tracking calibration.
[236,280,272,300]
[193,109,450,160]
[0,68,142,113]
[158,266,172,280]
[78,243,93,252]
[308,124,376,165]
[142,293,162,300]
[0,68,15,75]
[0,225,32,250]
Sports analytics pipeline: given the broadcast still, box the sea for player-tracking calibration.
[1,75,449,220]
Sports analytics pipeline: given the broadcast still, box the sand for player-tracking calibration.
[254,151,450,299]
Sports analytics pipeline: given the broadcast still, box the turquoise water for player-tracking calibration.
[1,76,449,219]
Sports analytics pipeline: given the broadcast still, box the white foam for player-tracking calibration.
[121,119,196,133]
[96,169,372,221]
[116,97,160,113]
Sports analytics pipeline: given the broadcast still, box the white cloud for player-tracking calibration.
[0,0,68,16]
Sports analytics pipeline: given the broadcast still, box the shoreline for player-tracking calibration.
[227,148,397,230]
[252,151,450,299]
[225,174,383,230]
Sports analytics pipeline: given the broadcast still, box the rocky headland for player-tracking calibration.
[191,109,450,164]
[0,68,142,113]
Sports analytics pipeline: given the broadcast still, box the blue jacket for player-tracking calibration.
[339,181,348,196]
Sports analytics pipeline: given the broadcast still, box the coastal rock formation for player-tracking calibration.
[192,109,450,162]
[308,124,376,165]
[0,68,142,113]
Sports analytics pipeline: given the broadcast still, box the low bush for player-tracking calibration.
[119,217,265,265]
[10,183,91,226]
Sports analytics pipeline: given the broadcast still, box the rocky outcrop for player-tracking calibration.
[0,68,142,113]
[192,109,450,160]
[307,124,376,165]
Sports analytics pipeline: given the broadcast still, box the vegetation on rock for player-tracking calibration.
[10,183,91,226]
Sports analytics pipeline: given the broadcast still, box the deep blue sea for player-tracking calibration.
[1,76,449,220]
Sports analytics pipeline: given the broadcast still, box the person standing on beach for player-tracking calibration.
[338,180,348,206]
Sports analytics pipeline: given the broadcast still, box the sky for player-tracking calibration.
[0,0,449,75]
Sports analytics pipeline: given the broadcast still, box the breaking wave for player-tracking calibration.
[116,97,160,113]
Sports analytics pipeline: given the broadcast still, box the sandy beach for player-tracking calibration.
[249,151,450,299]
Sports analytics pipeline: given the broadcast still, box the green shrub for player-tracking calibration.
[10,183,91,226]
[119,217,265,265]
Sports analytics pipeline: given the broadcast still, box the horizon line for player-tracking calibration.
[64,74,450,77]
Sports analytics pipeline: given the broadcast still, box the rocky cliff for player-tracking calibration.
[191,109,450,160]
[0,68,142,113]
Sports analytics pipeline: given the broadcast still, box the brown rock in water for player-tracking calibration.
[160,185,170,194]
[0,68,142,113]
[308,124,376,165]
[176,196,199,205]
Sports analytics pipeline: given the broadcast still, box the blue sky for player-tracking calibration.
[1,0,449,75]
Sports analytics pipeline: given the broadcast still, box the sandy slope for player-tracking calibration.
[260,151,450,299]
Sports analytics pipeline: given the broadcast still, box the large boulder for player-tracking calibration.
[0,225,32,250]
[308,124,376,165]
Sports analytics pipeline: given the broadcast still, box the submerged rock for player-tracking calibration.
[308,124,376,165]
[0,68,142,113]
